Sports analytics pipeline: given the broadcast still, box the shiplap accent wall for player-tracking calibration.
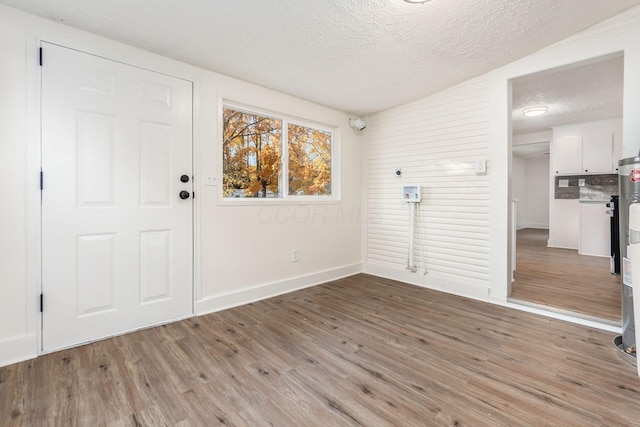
[364,75,491,299]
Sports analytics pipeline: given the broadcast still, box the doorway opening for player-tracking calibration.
[508,53,624,326]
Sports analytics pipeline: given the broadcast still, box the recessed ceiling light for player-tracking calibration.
[404,0,431,3]
[522,106,548,117]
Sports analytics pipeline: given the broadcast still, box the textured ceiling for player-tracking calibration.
[512,54,624,136]
[1,0,639,115]
[511,54,623,158]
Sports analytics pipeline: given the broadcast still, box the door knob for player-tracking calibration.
[180,174,190,183]
[179,190,190,200]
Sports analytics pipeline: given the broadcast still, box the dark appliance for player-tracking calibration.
[608,195,621,275]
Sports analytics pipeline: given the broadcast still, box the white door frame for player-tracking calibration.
[487,19,637,334]
[25,32,202,355]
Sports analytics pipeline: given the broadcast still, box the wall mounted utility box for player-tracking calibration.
[475,160,487,174]
[402,185,421,202]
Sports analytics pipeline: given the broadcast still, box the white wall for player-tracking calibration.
[512,155,526,228]
[0,5,362,367]
[366,5,640,302]
[513,131,553,146]
[512,131,551,230]
[524,156,550,229]
[0,11,30,363]
[196,72,363,315]
[364,76,492,300]
[512,155,550,230]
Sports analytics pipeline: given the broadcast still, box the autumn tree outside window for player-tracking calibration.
[223,105,335,199]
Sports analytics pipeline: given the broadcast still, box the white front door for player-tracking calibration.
[41,42,194,351]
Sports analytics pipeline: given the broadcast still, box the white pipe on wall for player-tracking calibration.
[408,203,417,272]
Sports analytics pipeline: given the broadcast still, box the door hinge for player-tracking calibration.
[40,293,43,313]
[192,192,195,199]
[39,47,43,66]
[40,170,44,190]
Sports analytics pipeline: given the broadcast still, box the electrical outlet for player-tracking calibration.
[291,249,299,262]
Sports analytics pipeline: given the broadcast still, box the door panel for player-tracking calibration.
[41,42,193,351]
[139,230,172,303]
[76,111,116,206]
[77,233,116,316]
[140,121,171,205]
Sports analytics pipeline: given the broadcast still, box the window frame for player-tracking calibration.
[219,101,340,204]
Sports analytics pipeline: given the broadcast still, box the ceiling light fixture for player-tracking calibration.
[404,0,431,3]
[522,106,548,117]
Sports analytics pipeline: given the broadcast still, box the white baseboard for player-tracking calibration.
[363,262,490,301]
[517,223,549,230]
[547,238,578,250]
[0,334,37,368]
[578,251,610,258]
[497,298,620,333]
[195,263,363,316]
[548,243,578,250]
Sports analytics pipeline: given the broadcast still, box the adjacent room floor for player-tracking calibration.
[1,274,638,426]
[510,228,621,323]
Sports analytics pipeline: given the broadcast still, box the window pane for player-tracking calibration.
[223,108,282,198]
[288,124,332,196]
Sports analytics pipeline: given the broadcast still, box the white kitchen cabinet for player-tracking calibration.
[552,135,582,174]
[548,199,580,249]
[552,119,622,175]
[582,129,613,173]
[552,130,621,175]
[579,201,610,257]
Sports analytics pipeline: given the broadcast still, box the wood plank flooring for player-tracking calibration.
[2,274,639,426]
[510,228,621,323]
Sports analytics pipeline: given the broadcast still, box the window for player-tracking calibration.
[222,105,335,199]
[222,108,282,198]
[288,123,332,196]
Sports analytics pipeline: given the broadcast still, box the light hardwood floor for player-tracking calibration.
[1,274,638,426]
[510,228,621,323]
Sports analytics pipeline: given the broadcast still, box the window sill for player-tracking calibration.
[216,197,342,207]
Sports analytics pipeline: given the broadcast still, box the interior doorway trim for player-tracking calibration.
[502,299,621,334]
